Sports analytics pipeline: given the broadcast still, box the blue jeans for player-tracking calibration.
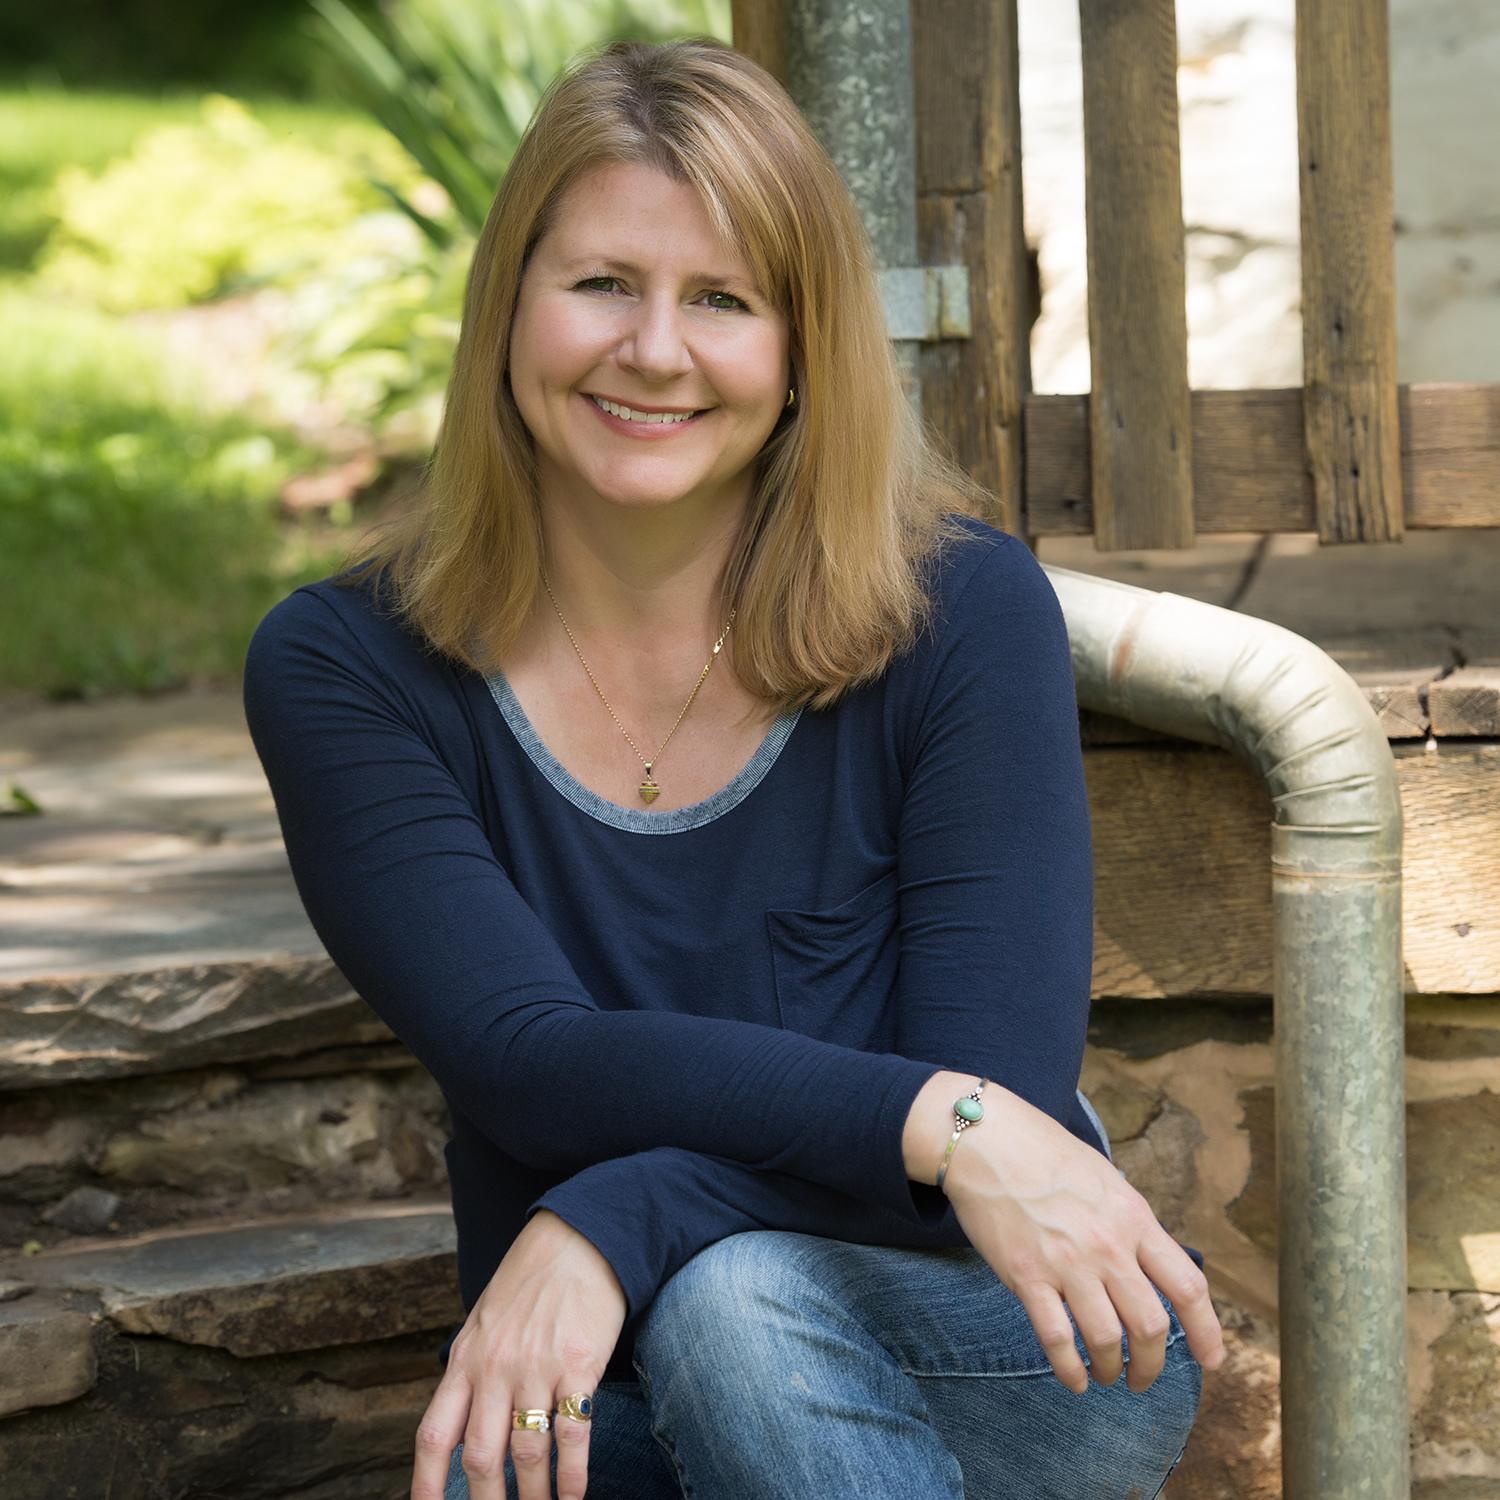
[444,1232,1201,1500]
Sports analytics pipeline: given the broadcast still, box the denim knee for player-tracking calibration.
[635,1234,965,1499]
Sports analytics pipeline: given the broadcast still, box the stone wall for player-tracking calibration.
[0,1032,459,1500]
[1083,996,1500,1500]
[5,997,1497,1498]
[0,1043,450,1252]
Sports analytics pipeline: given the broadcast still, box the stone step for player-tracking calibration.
[0,1198,461,1404]
[0,953,391,1089]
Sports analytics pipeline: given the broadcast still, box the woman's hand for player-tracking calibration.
[904,1072,1224,1395]
[412,1210,628,1500]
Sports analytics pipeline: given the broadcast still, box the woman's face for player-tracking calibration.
[508,161,791,524]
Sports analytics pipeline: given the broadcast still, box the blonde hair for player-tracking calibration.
[358,37,980,707]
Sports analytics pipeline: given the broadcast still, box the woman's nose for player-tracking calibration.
[618,295,694,382]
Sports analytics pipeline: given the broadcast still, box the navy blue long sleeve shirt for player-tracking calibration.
[244,518,1096,1372]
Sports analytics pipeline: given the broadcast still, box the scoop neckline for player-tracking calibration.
[484,669,803,834]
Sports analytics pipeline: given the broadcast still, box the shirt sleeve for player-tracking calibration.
[890,532,1095,1121]
[245,584,936,1221]
[538,1150,965,1318]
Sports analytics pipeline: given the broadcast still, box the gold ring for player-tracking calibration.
[512,1409,551,1432]
[556,1391,594,1423]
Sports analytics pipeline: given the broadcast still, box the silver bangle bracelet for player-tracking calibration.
[935,1078,987,1193]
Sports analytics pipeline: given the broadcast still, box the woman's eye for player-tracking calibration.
[576,276,618,293]
[702,290,745,311]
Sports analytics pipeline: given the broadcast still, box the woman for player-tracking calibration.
[245,37,1222,1500]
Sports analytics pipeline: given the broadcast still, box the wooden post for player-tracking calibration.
[731,0,786,82]
[1297,0,1403,544]
[914,0,1031,535]
[1078,0,1194,551]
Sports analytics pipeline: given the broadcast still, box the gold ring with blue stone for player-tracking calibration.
[557,1392,594,1422]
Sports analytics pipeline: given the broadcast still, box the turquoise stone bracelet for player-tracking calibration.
[935,1078,988,1192]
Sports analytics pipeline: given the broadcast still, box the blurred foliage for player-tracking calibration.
[39,95,426,311]
[31,95,465,445]
[0,91,406,274]
[0,291,343,698]
[314,0,731,238]
[0,0,377,96]
[0,93,204,272]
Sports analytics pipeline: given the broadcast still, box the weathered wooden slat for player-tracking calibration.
[1084,743,1500,998]
[1401,383,1500,527]
[1087,746,1274,998]
[1395,743,1500,994]
[914,0,1030,534]
[1351,670,1439,740]
[1296,0,1403,543]
[1429,669,1500,738]
[730,0,786,81]
[1077,0,1194,551]
[1025,383,1500,535]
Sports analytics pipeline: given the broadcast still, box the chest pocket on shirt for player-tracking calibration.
[766,870,901,1051]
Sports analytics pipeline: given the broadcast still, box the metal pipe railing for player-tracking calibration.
[1046,565,1408,1500]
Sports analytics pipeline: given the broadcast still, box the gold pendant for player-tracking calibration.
[638,778,661,804]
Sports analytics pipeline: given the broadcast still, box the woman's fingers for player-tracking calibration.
[553,1381,596,1500]
[412,1370,474,1500]
[1139,1230,1224,1374]
[1061,1275,1128,1389]
[461,1386,518,1500]
[1100,1270,1172,1392]
[1015,1281,1090,1394]
[506,1392,555,1500]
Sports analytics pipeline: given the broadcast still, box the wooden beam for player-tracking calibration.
[730,0,786,81]
[1084,742,1500,998]
[1077,0,1194,551]
[1024,383,1500,535]
[1296,0,1402,543]
[1400,383,1500,527]
[913,0,1031,535]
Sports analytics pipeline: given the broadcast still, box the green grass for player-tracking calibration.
[0,289,345,698]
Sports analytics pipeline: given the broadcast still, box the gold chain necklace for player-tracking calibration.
[541,574,736,805]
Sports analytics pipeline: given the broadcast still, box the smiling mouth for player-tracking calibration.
[589,395,701,425]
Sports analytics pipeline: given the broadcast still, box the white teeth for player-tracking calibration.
[592,396,696,424]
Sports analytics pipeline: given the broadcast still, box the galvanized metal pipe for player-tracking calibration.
[1045,565,1408,1500]
[784,0,922,407]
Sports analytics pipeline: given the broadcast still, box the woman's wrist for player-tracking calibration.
[902,1070,984,1186]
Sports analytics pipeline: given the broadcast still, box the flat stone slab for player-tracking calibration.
[0,689,324,985]
[0,691,397,1086]
[1,1199,461,1358]
[0,1289,98,1417]
[0,955,391,1088]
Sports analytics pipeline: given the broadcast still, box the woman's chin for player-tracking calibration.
[568,473,750,519]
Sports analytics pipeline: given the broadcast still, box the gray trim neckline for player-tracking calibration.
[485,670,803,834]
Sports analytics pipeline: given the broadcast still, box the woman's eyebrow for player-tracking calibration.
[558,255,760,291]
